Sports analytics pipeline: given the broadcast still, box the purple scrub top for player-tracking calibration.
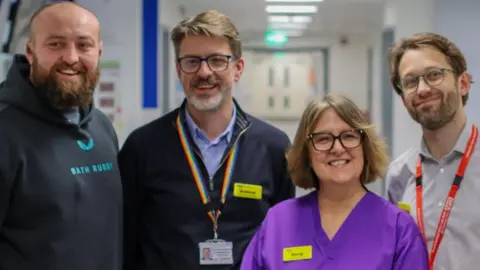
[241,191,429,270]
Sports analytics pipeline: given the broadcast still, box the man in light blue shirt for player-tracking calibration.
[185,105,236,179]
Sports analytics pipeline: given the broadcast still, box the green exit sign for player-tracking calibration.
[264,31,288,46]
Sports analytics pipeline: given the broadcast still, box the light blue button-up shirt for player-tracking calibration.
[185,105,236,179]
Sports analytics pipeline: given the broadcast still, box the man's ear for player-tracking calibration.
[458,71,472,97]
[233,57,244,82]
[25,42,34,65]
[99,40,103,57]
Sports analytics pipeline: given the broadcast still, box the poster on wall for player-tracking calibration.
[94,60,123,137]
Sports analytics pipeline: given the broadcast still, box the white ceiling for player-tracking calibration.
[174,0,386,42]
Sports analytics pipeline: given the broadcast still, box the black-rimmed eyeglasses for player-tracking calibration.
[307,129,365,151]
[177,54,235,74]
[398,68,454,94]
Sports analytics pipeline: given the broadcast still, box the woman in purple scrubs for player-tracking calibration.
[241,94,428,270]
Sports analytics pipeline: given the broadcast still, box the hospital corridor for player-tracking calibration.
[0,0,479,269]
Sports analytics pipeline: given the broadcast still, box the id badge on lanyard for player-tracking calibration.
[176,115,237,265]
[415,124,478,269]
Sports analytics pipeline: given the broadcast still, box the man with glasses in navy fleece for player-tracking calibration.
[119,9,295,270]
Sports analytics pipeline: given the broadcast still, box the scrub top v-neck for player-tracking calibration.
[240,191,429,270]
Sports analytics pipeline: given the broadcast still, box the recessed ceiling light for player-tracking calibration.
[268,16,290,23]
[266,5,318,13]
[269,23,309,30]
[268,15,312,23]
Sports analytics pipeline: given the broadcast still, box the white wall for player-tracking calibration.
[329,38,368,110]
[370,33,384,138]
[160,0,182,26]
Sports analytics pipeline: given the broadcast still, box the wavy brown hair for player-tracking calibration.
[286,93,389,189]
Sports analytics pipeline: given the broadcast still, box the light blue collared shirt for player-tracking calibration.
[185,105,236,179]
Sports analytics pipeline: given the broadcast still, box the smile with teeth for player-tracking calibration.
[196,85,216,89]
[58,70,80,75]
[328,160,349,166]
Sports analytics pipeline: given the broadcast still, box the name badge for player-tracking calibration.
[199,240,233,265]
[233,183,262,200]
[397,202,411,213]
[283,245,312,262]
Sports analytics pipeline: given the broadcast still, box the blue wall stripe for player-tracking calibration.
[142,0,158,108]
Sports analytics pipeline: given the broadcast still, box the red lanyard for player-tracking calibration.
[415,124,478,269]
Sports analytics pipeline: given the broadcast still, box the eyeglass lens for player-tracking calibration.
[311,130,362,151]
[179,55,230,73]
[400,68,446,93]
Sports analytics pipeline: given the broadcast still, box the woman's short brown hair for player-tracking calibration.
[388,32,471,105]
[170,9,242,59]
[286,93,389,189]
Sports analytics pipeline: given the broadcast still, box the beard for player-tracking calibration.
[30,56,100,110]
[186,75,229,112]
[407,88,459,131]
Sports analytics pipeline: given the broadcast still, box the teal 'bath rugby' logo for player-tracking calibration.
[77,138,94,151]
